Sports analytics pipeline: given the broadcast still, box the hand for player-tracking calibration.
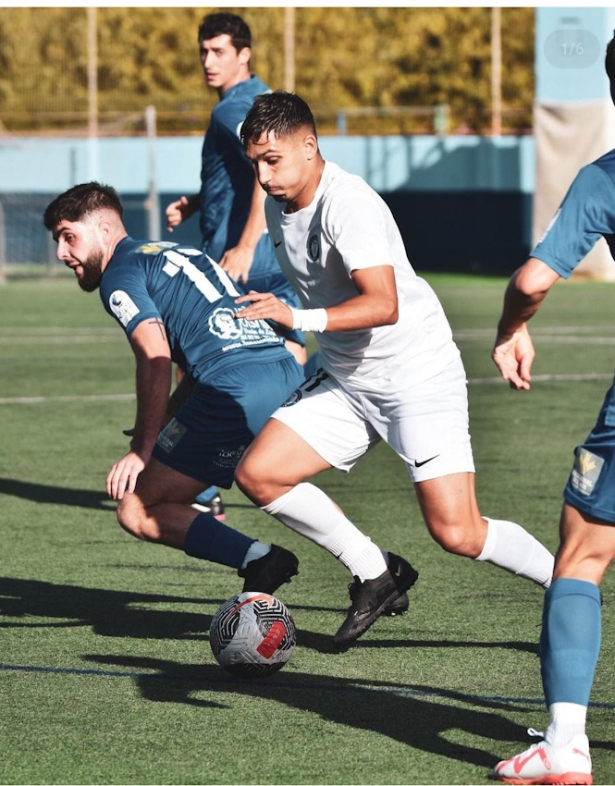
[492,323,535,390]
[165,196,191,232]
[106,450,149,501]
[219,245,254,285]
[234,291,294,330]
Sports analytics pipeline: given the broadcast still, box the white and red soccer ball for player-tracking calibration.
[209,592,296,678]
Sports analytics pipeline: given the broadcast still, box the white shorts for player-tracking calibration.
[272,355,475,482]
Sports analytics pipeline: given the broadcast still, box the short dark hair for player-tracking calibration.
[241,91,317,149]
[606,31,615,104]
[197,12,251,52]
[43,182,123,230]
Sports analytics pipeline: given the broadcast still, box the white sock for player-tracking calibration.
[545,702,587,747]
[476,517,554,588]
[241,540,271,569]
[262,482,388,580]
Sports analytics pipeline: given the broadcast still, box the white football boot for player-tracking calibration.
[492,729,592,785]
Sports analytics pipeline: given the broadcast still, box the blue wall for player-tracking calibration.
[0,134,535,274]
[535,7,615,103]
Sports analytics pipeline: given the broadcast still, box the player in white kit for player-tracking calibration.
[233,91,554,650]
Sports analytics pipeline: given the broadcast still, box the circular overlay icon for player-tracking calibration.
[544,29,601,69]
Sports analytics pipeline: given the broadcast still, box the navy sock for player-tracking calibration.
[184,512,254,569]
[540,577,602,707]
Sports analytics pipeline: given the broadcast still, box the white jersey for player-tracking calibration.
[265,161,459,383]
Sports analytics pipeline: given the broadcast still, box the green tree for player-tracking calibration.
[0,6,534,136]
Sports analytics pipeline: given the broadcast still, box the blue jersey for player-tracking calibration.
[199,74,279,283]
[532,148,615,277]
[99,237,287,382]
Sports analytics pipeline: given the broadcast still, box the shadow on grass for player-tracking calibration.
[299,628,539,655]
[82,653,534,769]
[0,476,265,515]
[81,653,615,769]
[0,577,538,656]
[0,477,111,510]
[4,576,615,770]
[0,576,216,641]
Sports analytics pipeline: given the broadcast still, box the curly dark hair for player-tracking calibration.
[43,182,123,230]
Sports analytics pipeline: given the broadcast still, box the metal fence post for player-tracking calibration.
[145,105,160,240]
[434,104,449,136]
[0,199,6,284]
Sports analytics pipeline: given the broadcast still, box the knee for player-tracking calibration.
[235,456,270,506]
[116,496,147,541]
[235,447,291,507]
[429,519,484,558]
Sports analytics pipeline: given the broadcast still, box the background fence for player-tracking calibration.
[0,128,536,278]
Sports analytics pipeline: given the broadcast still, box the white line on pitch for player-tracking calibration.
[0,393,135,405]
[1,374,613,405]
[0,336,124,345]
[468,373,613,385]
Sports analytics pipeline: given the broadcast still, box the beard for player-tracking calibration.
[77,250,104,292]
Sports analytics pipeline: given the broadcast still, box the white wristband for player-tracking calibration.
[290,307,328,333]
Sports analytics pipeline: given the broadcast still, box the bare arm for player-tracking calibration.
[492,257,561,390]
[165,193,200,232]
[218,176,267,284]
[106,318,172,500]
[233,265,398,331]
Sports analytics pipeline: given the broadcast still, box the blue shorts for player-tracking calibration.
[564,380,615,524]
[152,353,303,488]
[241,271,305,348]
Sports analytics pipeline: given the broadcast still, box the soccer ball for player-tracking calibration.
[209,592,296,678]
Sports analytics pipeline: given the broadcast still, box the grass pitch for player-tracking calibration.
[1,275,615,785]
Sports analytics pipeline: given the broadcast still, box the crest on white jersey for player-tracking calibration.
[109,290,140,327]
[209,307,243,340]
[308,232,320,262]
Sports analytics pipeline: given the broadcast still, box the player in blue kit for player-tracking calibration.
[490,33,615,786]
[165,12,306,365]
[43,182,304,595]
[165,12,309,517]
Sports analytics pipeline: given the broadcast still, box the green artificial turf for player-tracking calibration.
[1,276,615,784]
